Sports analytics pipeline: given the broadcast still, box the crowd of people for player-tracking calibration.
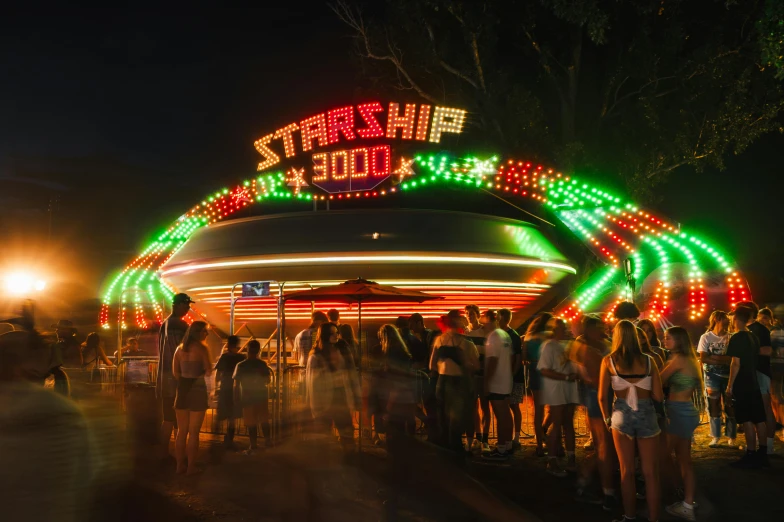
[284,299,783,522]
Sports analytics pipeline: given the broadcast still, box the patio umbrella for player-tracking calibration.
[284,277,440,449]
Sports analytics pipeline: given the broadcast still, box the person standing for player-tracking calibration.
[498,309,524,449]
[638,319,666,363]
[524,313,552,457]
[80,332,113,370]
[572,316,615,509]
[660,327,702,521]
[726,306,769,467]
[156,293,194,457]
[294,311,328,366]
[599,320,663,522]
[464,305,481,333]
[769,314,784,436]
[482,311,514,461]
[697,311,736,447]
[538,317,579,476]
[327,309,341,326]
[305,322,361,450]
[121,338,146,357]
[430,310,480,452]
[214,335,245,449]
[233,340,272,453]
[172,321,213,475]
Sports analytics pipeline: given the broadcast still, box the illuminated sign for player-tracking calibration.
[253,102,466,193]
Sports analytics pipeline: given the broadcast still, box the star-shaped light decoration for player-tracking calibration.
[393,157,415,184]
[286,166,309,194]
[230,185,253,204]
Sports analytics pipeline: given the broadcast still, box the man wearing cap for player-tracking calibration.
[157,293,194,456]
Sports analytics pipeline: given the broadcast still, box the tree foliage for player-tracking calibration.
[333,0,784,196]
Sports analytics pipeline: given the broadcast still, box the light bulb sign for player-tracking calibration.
[253,102,466,193]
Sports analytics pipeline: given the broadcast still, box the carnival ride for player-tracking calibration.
[99,101,750,333]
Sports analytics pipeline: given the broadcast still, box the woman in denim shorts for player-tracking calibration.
[696,311,735,447]
[660,327,702,521]
[599,320,664,522]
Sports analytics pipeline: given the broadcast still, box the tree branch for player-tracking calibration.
[331,1,440,104]
[423,22,479,90]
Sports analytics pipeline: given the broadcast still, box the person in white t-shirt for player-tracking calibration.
[538,317,579,477]
[481,310,514,460]
[294,311,328,366]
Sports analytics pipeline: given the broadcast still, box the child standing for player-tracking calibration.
[233,340,272,453]
[214,335,245,449]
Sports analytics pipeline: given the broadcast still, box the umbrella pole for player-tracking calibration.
[357,301,362,454]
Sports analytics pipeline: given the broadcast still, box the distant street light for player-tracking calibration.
[3,272,47,296]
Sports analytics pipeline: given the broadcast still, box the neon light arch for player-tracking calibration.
[100,106,749,330]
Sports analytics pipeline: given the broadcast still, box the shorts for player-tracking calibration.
[486,393,510,401]
[582,386,603,419]
[611,398,660,439]
[757,371,771,395]
[161,394,177,426]
[528,365,542,391]
[242,401,270,426]
[174,377,208,412]
[510,383,525,404]
[733,376,766,424]
[666,400,700,439]
[704,373,729,392]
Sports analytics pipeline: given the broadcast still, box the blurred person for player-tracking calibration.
[430,310,479,452]
[757,307,773,328]
[660,327,702,521]
[638,327,664,371]
[538,317,579,476]
[306,322,360,450]
[697,311,736,447]
[572,316,615,509]
[524,313,552,457]
[737,300,775,454]
[599,320,664,522]
[499,309,525,448]
[406,313,438,440]
[464,304,481,332]
[338,322,358,363]
[770,315,784,436]
[52,319,81,368]
[80,332,113,370]
[327,308,341,325]
[726,306,768,467]
[213,335,244,449]
[468,310,495,451]
[0,325,97,522]
[121,337,146,357]
[407,313,436,369]
[233,339,272,453]
[613,302,641,324]
[294,311,329,367]
[638,319,666,362]
[395,315,410,335]
[481,311,513,460]
[172,321,213,475]
[156,292,194,457]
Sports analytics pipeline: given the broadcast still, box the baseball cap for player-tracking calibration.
[172,293,195,305]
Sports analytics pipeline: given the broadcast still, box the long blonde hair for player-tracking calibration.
[179,321,208,353]
[611,320,643,368]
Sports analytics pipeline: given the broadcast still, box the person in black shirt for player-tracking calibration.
[726,306,768,468]
[233,340,272,452]
[407,313,439,441]
[499,309,524,448]
[737,300,775,454]
[214,335,245,449]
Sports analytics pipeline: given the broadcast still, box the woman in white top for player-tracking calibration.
[537,318,579,477]
[599,320,664,522]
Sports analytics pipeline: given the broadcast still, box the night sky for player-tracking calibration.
[2,6,782,320]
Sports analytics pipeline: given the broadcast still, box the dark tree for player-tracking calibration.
[333,0,784,197]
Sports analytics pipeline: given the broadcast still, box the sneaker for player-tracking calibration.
[665,501,696,521]
[481,448,510,461]
[584,439,594,451]
[574,488,602,505]
[756,451,771,468]
[602,494,618,512]
[566,454,576,469]
[243,449,255,456]
[482,442,491,452]
[727,438,737,448]
[730,452,760,469]
[611,516,636,522]
[708,437,720,448]
[546,459,567,478]
[471,439,483,452]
